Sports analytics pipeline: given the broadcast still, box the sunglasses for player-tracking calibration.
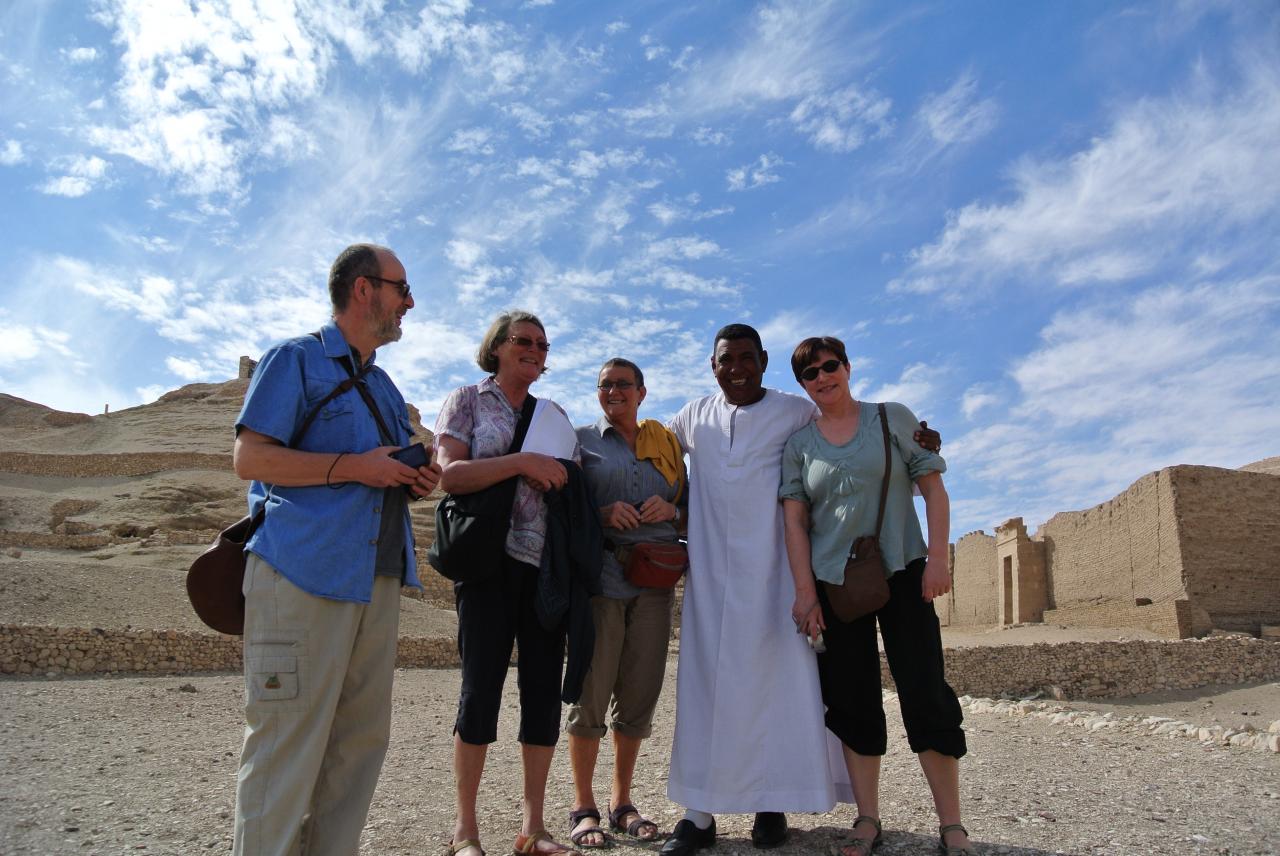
[800,358,844,382]
[597,380,635,392]
[507,335,551,352]
[365,275,411,300]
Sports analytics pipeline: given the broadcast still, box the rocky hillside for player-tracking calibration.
[0,382,455,635]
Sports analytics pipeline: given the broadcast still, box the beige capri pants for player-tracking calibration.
[565,586,675,738]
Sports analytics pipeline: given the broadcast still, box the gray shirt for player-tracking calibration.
[779,401,946,584]
[577,417,684,599]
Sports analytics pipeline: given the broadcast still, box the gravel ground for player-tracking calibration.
[2,661,1277,856]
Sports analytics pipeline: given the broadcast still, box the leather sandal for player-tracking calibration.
[514,830,581,856]
[569,808,609,849]
[840,816,882,856]
[608,803,659,840]
[448,838,484,856]
[938,823,971,855]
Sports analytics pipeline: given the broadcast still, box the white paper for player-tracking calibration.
[520,399,578,459]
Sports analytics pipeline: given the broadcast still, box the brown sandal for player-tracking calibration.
[514,830,582,856]
[448,839,485,856]
[569,808,609,849]
[608,804,658,840]
[938,823,971,855]
[840,815,882,855]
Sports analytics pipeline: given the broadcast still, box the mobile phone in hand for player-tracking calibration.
[389,442,430,470]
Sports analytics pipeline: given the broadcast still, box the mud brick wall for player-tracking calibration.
[1037,470,1186,611]
[1042,600,1190,638]
[946,531,998,626]
[1170,466,1280,631]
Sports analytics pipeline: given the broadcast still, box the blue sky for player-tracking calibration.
[2,0,1278,536]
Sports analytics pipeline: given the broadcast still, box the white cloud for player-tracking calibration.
[62,46,99,64]
[0,140,24,165]
[789,84,892,152]
[605,21,629,36]
[892,62,1280,295]
[165,355,207,380]
[948,275,1280,531]
[647,194,733,226]
[506,103,551,138]
[446,127,496,155]
[960,384,1000,419]
[691,126,728,146]
[727,153,783,191]
[918,70,998,146]
[38,154,110,197]
[568,148,645,180]
[867,362,938,410]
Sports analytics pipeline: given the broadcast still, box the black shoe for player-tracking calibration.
[751,812,788,849]
[660,818,716,856]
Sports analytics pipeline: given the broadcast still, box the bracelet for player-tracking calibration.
[326,452,348,489]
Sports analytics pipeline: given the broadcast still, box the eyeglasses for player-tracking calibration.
[597,380,635,392]
[365,275,411,300]
[507,335,551,352]
[800,358,843,382]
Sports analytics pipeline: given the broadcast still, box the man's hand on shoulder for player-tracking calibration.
[913,420,942,453]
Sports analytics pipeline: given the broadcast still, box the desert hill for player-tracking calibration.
[0,379,453,636]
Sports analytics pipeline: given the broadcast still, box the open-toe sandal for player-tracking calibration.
[607,804,659,841]
[938,823,971,856]
[514,829,581,856]
[840,815,882,856]
[569,808,609,849]
[448,838,485,856]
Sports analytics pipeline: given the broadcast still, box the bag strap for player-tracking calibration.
[315,332,399,446]
[872,403,891,539]
[507,394,538,454]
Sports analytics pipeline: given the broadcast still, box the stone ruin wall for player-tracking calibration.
[944,464,1280,637]
[4,624,1277,702]
[1169,466,1280,631]
[943,532,998,626]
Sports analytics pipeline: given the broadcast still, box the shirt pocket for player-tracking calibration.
[300,377,356,450]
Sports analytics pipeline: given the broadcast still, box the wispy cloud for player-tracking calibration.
[727,153,783,191]
[891,61,1280,295]
[0,140,25,165]
[38,154,109,197]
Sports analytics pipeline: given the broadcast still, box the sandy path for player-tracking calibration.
[2,660,1277,856]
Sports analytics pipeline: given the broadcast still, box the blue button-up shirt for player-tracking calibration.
[236,321,421,602]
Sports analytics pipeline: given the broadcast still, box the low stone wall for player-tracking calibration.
[3,626,1276,700]
[0,625,461,676]
[909,636,1280,699]
[0,451,232,478]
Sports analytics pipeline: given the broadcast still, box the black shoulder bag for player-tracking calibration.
[823,403,893,623]
[427,393,537,583]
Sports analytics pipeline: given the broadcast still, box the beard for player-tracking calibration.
[370,302,403,345]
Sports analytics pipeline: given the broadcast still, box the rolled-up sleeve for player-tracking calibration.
[885,401,946,481]
[433,385,476,449]
[778,431,811,503]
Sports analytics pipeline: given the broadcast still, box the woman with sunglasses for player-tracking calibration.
[435,310,584,856]
[779,336,971,856]
[563,358,686,849]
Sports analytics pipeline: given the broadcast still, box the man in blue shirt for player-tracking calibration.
[231,243,441,856]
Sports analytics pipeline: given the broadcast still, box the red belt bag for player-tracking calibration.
[618,541,688,589]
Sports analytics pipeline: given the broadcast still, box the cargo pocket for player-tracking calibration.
[247,654,300,702]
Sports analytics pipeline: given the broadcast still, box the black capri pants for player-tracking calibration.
[454,554,566,746]
[816,558,966,759]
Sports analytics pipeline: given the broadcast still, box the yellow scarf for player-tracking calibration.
[635,419,686,504]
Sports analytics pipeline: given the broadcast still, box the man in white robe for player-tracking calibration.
[662,324,939,856]
[662,324,847,855]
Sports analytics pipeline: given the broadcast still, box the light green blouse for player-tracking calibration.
[779,401,946,583]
